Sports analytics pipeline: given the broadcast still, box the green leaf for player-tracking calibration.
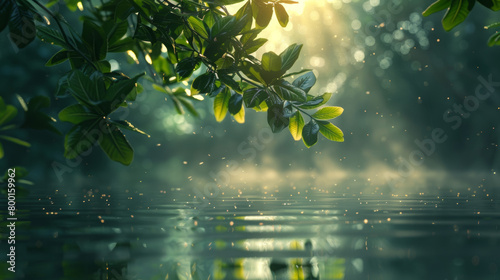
[114,0,134,19]
[274,3,289,27]
[26,95,49,112]
[177,97,200,117]
[187,16,209,39]
[191,72,217,95]
[46,50,69,66]
[98,123,134,165]
[152,83,168,94]
[288,111,304,141]
[423,0,452,16]
[211,15,237,38]
[302,119,319,148]
[488,32,500,46]
[59,104,100,124]
[280,43,303,73]
[240,29,261,44]
[215,55,235,70]
[96,60,111,73]
[37,26,69,48]
[45,0,59,7]
[0,100,18,126]
[267,103,289,133]
[22,96,61,134]
[15,94,27,111]
[176,57,201,80]
[203,11,217,30]
[282,100,296,117]
[107,20,129,45]
[248,65,266,84]
[218,74,241,93]
[9,3,35,49]
[64,0,79,11]
[252,1,273,28]
[234,1,252,33]
[82,19,108,60]
[211,0,246,4]
[0,0,13,33]
[109,119,149,136]
[0,142,3,158]
[108,37,135,52]
[311,106,344,120]
[485,22,500,29]
[214,86,231,122]
[170,95,184,114]
[292,72,316,93]
[442,0,475,31]
[254,100,268,111]
[299,92,332,109]
[105,73,144,112]
[0,135,31,147]
[64,119,101,159]
[134,23,156,43]
[273,80,307,102]
[282,68,313,78]
[0,124,16,131]
[243,88,268,108]
[228,93,243,114]
[55,73,70,97]
[318,121,344,142]
[243,38,268,54]
[0,166,28,181]
[478,0,500,10]
[230,13,251,37]
[208,85,225,97]
[67,70,100,109]
[262,51,282,72]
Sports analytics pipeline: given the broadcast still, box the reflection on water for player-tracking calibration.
[1,187,499,279]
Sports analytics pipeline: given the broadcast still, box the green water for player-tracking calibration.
[1,187,499,280]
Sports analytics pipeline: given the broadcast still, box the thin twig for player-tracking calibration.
[293,105,314,119]
[31,0,97,70]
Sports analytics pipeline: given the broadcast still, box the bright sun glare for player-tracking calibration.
[282,0,308,15]
[227,0,309,16]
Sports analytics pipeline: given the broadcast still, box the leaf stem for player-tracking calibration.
[236,71,261,88]
[293,105,314,119]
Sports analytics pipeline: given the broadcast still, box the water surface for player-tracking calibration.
[1,187,499,279]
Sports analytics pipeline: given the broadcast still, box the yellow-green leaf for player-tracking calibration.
[214,87,231,122]
[233,105,245,123]
[318,121,344,142]
[274,3,289,27]
[261,51,282,72]
[0,135,31,147]
[289,112,304,141]
[311,106,344,120]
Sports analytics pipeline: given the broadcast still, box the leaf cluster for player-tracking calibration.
[423,0,500,46]
[0,0,344,165]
